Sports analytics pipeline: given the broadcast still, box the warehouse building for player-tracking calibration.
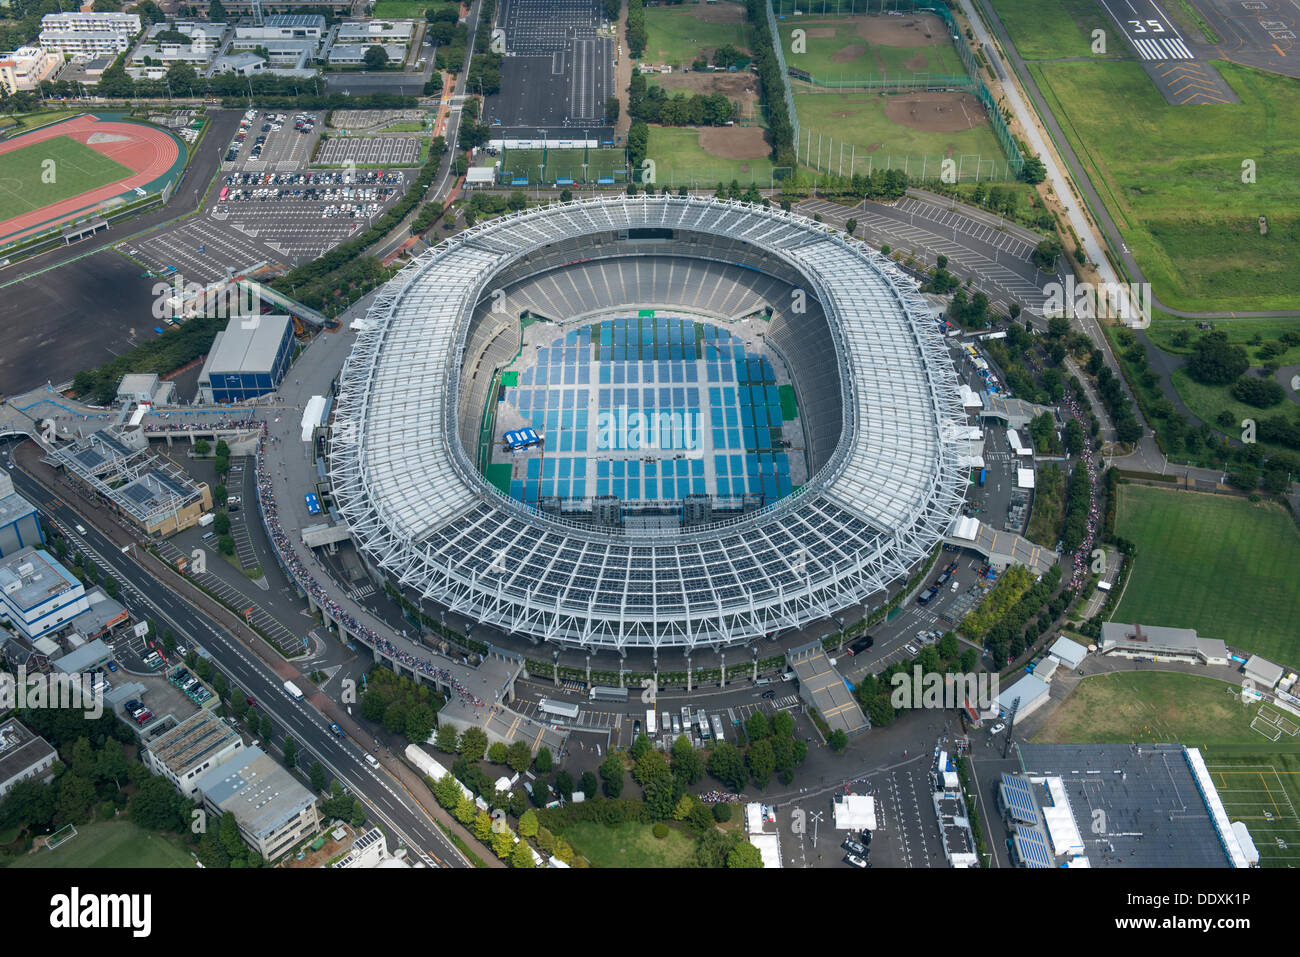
[1099,621,1229,666]
[327,43,407,66]
[193,747,319,860]
[1243,654,1284,692]
[1047,635,1088,670]
[0,472,43,559]
[198,315,295,404]
[995,672,1051,722]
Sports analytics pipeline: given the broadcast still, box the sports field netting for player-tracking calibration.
[0,135,133,222]
[499,146,627,185]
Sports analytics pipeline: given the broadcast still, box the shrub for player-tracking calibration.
[712,803,732,823]
[652,822,668,839]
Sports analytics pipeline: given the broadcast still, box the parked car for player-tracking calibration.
[844,853,870,868]
[990,722,1007,735]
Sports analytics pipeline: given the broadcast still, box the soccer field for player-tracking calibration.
[9,820,196,869]
[1113,485,1300,662]
[642,3,750,69]
[779,17,964,82]
[0,134,134,224]
[1206,753,1300,867]
[499,147,627,184]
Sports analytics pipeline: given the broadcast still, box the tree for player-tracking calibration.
[727,840,764,868]
[310,762,328,794]
[599,751,624,798]
[746,738,775,788]
[827,729,848,752]
[458,727,488,761]
[534,746,553,775]
[633,749,670,787]
[707,742,746,792]
[1188,332,1249,385]
[487,741,508,764]
[55,773,96,824]
[505,741,532,773]
[491,829,514,859]
[473,809,494,842]
[351,798,367,828]
[282,736,298,767]
[209,0,226,20]
[218,534,235,556]
[1019,155,1046,184]
[194,438,210,456]
[214,511,231,535]
[745,711,769,742]
[579,770,598,799]
[405,703,436,744]
[554,770,574,801]
[435,724,459,753]
[1031,235,1063,270]
[671,736,704,786]
[363,45,390,70]
[518,808,539,838]
[511,838,535,868]
[845,218,857,236]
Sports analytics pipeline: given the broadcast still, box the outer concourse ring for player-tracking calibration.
[328,196,967,653]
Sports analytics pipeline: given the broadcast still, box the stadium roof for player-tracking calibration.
[329,197,967,651]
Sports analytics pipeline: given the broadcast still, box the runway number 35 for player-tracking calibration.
[1128,20,1165,32]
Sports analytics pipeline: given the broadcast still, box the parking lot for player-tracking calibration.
[225,109,321,171]
[315,136,422,167]
[124,109,413,281]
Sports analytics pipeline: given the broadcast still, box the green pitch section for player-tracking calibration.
[778,384,798,420]
[500,370,519,387]
[485,463,513,496]
[8,820,196,868]
[1113,484,1300,662]
[0,135,135,223]
[1205,754,1300,868]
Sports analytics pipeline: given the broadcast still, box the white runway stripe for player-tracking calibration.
[1132,37,1157,59]
[1165,37,1194,59]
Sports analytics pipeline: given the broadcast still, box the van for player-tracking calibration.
[74,524,87,535]
[754,677,772,687]
[781,671,796,682]
[364,753,379,768]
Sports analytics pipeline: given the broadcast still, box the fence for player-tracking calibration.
[795,127,1014,181]
[771,0,1024,179]
[765,0,801,146]
[643,165,795,188]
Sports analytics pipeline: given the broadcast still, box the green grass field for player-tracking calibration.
[989,0,1123,59]
[1029,53,1300,312]
[1206,753,1300,867]
[1147,318,1300,362]
[792,90,1009,178]
[1033,671,1275,747]
[645,126,778,186]
[779,17,964,82]
[1169,367,1300,454]
[557,820,697,868]
[8,820,196,869]
[641,4,751,68]
[499,147,627,184]
[1112,485,1300,662]
[371,0,429,15]
[0,134,134,224]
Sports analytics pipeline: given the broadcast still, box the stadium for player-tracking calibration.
[329,196,967,653]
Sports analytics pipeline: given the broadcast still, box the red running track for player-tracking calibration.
[0,114,179,244]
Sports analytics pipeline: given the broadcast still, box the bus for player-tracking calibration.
[589,685,628,702]
[696,708,711,741]
[645,710,656,735]
[538,698,581,720]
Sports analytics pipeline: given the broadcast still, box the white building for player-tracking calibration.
[127,21,229,79]
[336,19,414,43]
[144,711,245,798]
[1047,635,1088,670]
[0,720,57,798]
[995,673,1051,721]
[327,43,406,66]
[1099,621,1229,667]
[193,747,319,860]
[39,11,141,58]
[0,46,62,95]
[0,547,90,642]
[235,14,326,43]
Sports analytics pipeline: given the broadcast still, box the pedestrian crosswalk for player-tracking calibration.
[348,582,376,600]
[1131,35,1194,60]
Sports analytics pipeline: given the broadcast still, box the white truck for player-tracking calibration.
[197,512,215,528]
[283,680,304,700]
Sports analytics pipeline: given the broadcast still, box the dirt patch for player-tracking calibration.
[806,27,837,38]
[690,1,746,24]
[883,91,987,133]
[651,71,762,119]
[856,12,947,48]
[697,125,771,160]
[831,43,867,63]
[903,52,928,71]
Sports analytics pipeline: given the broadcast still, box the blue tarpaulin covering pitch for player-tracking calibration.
[304,493,321,515]
[503,427,542,452]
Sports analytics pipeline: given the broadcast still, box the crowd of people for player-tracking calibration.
[699,790,743,805]
[252,424,485,708]
[144,414,261,433]
[1063,387,1102,590]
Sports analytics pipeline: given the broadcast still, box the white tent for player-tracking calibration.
[833,794,876,831]
[1016,468,1035,489]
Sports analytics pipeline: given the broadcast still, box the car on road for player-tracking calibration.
[329,722,345,737]
[990,722,1006,735]
[106,660,118,672]
[632,719,642,740]
[761,689,776,699]
[905,644,918,656]
[844,853,869,868]
[364,753,379,768]
[842,839,868,856]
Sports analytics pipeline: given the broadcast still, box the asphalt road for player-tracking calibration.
[5,459,468,868]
